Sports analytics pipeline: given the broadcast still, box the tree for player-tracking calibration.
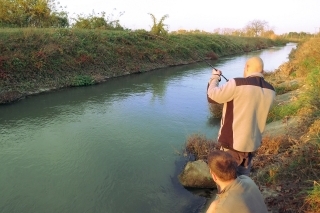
[231,29,245,37]
[0,0,69,28]
[244,19,268,37]
[49,11,69,28]
[148,13,169,35]
[72,10,124,30]
[261,29,276,38]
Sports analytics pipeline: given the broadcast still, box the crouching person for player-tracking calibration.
[206,150,268,213]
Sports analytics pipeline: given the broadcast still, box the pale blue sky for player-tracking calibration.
[59,0,320,34]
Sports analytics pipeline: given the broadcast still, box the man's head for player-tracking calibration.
[243,56,264,77]
[207,150,237,182]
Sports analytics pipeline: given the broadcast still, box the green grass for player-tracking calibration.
[0,28,287,103]
[261,37,320,212]
[306,181,320,211]
[180,36,320,212]
[274,83,299,95]
[71,75,94,86]
[267,102,301,123]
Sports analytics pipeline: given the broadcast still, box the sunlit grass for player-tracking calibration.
[0,28,285,104]
[305,181,320,212]
[254,37,320,212]
[181,36,320,212]
[182,37,320,211]
[267,102,301,123]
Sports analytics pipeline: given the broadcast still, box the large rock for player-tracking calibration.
[178,160,216,189]
[263,116,301,138]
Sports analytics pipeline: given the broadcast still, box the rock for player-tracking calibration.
[178,160,217,189]
[274,90,300,106]
[277,79,299,88]
[263,116,301,138]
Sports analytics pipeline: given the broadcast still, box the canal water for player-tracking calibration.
[0,43,296,213]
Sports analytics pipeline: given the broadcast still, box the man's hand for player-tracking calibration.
[212,69,222,76]
[209,69,222,83]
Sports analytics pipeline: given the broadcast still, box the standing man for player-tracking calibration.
[206,150,269,213]
[207,56,275,176]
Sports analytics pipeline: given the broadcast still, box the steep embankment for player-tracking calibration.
[183,37,320,212]
[0,28,286,104]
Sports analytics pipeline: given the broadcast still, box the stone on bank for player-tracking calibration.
[178,160,217,189]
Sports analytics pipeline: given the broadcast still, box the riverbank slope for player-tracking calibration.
[184,37,320,212]
[0,28,287,104]
[255,37,320,213]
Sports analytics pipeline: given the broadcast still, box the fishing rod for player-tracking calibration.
[142,32,229,82]
[201,58,229,82]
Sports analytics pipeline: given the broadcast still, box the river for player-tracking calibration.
[0,43,296,213]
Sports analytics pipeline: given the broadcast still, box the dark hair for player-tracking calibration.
[207,150,237,181]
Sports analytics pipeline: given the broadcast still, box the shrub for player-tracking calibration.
[72,75,94,86]
[184,133,219,161]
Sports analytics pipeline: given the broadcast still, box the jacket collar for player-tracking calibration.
[247,72,264,78]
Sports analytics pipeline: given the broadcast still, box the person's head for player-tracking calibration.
[243,56,264,77]
[207,150,237,182]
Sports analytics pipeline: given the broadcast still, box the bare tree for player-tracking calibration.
[244,19,269,37]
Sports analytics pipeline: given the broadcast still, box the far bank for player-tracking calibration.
[0,28,288,104]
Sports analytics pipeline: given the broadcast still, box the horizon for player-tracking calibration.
[59,0,320,35]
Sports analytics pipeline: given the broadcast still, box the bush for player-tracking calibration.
[184,133,219,161]
[72,75,94,86]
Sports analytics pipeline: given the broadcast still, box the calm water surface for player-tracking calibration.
[0,43,296,213]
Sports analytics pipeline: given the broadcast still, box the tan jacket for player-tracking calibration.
[214,175,269,213]
[207,73,275,152]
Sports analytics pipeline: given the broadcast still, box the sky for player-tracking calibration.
[58,0,320,34]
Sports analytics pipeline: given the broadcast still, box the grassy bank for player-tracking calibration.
[0,28,287,104]
[256,37,320,212]
[184,37,320,212]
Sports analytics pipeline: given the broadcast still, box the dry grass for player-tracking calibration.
[252,108,320,211]
[184,133,220,161]
[251,38,320,212]
[304,181,320,213]
[208,103,223,118]
[252,128,320,212]
[184,37,320,212]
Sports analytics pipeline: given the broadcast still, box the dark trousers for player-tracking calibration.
[220,147,253,176]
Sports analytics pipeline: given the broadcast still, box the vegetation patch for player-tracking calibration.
[183,37,320,212]
[184,133,219,161]
[253,37,320,212]
[0,28,287,104]
[71,75,95,87]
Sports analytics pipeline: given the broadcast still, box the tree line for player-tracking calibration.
[0,0,314,39]
[0,0,68,27]
[0,0,124,30]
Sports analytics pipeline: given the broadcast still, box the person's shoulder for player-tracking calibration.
[238,175,252,179]
[238,175,255,183]
[237,175,263,193]
[236,175,260,188]
[263,79,276,90]
[223,78,237,86]
[232,77,250,86]
[206,199,218,213]
[232,77,244,82]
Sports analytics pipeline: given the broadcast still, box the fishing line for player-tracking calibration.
[142,32,229,82]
